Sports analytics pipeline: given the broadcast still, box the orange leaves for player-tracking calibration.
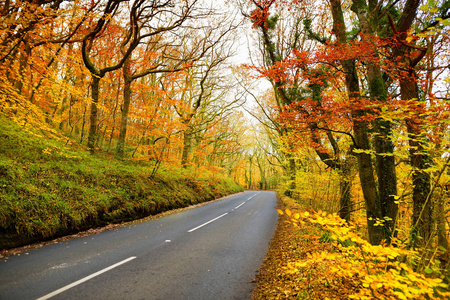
[248,0,276,28]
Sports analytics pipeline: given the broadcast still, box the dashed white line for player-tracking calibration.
[247,192,260,201]
[235,202,245,209]
[36,256,136,300]
[188,192,261,232]
[188,213,228,233]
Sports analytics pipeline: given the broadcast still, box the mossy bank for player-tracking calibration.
[0,116,243,250]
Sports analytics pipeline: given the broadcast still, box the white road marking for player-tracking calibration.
[36,256,137,300]
[247,191,260,201]
[235,202,245,209]
[188,191,261,233]
[188,213,228,233]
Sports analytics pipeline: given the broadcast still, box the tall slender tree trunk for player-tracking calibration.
[284,153,296,197]
[117,77,132,158]
[352,0,398,243]
[80,103,87,144]
[436,191,449,250]
[330,0,386,245]
[400,72,432,247]
[374,117,398,239]
[353,110,384,244]
[181,126,192,168]
[15,40,30,96]
[368,66,398,241]
[87,75,101,152]
[339,160,353,222]
[108,83,121,150]
[256,155,267,190]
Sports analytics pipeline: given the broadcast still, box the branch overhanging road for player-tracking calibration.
[0,191,278,300]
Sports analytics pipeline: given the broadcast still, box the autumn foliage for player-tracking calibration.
[253,203,450,299]
[245,0,450,296]
[0,0,247,175]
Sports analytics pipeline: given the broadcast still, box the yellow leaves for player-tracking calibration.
[278,207,450,299]
[285,208,292,217]
[42,147,53,155]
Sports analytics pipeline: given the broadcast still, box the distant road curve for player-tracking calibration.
[0,190,278,300]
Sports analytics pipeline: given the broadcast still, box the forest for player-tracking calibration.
[1,0,450,298]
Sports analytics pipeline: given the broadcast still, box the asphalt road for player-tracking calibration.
[0,190,278,300]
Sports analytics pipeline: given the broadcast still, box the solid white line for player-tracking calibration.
[36,256,137,300]
[235,202,245,209]
[188,213,228,233]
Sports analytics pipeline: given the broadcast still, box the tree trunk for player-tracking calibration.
[402,73,432,247]
[374,118,398,239]
[353,117,384,245]
[367,63,398,242]
[248,156,254,189]
[285,154,296,197]
[352,0,398,244]
[392,45,432,247]
[436,191,449,250]
[407,118,432,247]
[87,75,101,152]
[330,0,385,245]
[256,155,267,190]
[117,77,131,158]
[181,126,192,168]
[15,40,30,96]
[339,160,353,222]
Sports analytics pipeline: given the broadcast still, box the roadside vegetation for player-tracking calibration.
[240,0,450,298]
[0,116,242,249]
[252,195,450,299]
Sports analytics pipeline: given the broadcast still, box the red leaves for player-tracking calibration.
[249,0,276,28]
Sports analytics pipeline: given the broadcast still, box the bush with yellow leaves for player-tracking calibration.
[277,208,450,299]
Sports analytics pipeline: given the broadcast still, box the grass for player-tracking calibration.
[0,115,243,249]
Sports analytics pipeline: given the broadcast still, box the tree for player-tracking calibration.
[115,2,220,158]
[162,24,241,167]
[243,0,356,220]
[81,0,198,152]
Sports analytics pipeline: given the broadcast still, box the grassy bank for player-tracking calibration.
[0,116,243,250]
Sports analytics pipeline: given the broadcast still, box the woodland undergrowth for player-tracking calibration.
[0,116,243,250]
[252,195,450,300]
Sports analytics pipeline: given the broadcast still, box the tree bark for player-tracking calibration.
[352,0,398,243]
[339,159,353,222]
[330,0,384,244]
[87,75,101,152]
[401,72,432,247]
[389,0,431,247]
[436,191,449,250]
[284,154,296,197]
[117,76,132,158]
[181,126,192,168]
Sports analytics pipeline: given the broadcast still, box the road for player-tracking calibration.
[0,191,278,300]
